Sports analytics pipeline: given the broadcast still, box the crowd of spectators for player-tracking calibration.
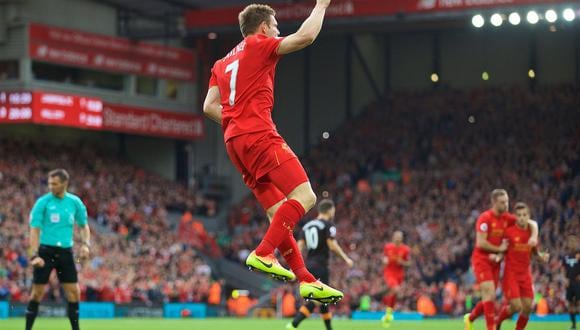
[0,141,218,304]
[0,84,577,316]
[224,85,580,315]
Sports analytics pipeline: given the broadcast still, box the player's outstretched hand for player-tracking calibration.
[31,257,45,268]
[346,257,354,268]
[316,0,331,9]
[539,252,550,263]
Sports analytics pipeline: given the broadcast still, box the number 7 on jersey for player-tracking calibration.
[225,60,239,106]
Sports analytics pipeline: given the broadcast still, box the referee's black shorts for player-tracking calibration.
[33,244,78,284]
[566,281,580,303]
[306,263,329,284]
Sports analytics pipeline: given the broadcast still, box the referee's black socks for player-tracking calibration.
[25,300,40,330]
[571,311,577,328]
[68,302,80,330]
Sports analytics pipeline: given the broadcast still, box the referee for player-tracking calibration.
[26,169,90,330]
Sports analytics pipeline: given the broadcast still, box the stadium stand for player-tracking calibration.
[224,85,580,315]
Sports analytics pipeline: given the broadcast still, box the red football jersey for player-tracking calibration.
[504,224,533,273]
[209,34,285,142]
[384,243,410,274]
[472,210,516,261]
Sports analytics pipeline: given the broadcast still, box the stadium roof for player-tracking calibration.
[94,0,291,17]
[92,0,292,39]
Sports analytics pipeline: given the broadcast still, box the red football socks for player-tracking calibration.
[278,233,316,282]
[469,302,484,322]
[255,199,305,257]
[516,314,529,330]
[497,304,511,328]
[483,301,496,330]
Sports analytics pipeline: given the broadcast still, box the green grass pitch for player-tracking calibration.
[0,318,569,330]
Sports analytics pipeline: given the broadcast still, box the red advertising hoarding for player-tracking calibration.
[102,104,204,140]
[185,0,572,28]
[31,91,103,129]
[0,90,203,140]
[29,23,196,82]
[0,91,34,123]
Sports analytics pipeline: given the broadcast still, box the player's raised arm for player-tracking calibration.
[203,86,222,125]
[276,0,331,55]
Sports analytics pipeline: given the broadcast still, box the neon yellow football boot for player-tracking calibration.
[299,280,343,304]
[381,307,394,328]
[464,313,474,330]
[245,250,296,282]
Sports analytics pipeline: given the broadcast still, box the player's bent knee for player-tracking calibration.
[31,285,45,301]
[521,305,532,315]
[480,283,495,300]
[510,301,523,313]
[298,187,316,210]
[63,284,80,302]
[289,183,317,211]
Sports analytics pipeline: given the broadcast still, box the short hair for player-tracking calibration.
[317,199,335,214]
[514,202,529,212]
[238,4,276,37]
[48,169,70,182]
[491,189,508,201]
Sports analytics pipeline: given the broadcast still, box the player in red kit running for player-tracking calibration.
[381,231,411,328]
[464,189,538,330]
[495,202,549,330]
[202,0,342,303]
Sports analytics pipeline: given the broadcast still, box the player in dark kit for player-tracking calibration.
[286,199,353,330]
[563,235,579,330]
[203,0,342,303]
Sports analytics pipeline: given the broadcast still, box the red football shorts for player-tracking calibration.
[384,271,404,289]
[225,130,308,209]
[503,271,534,300]
[472,258,501,286]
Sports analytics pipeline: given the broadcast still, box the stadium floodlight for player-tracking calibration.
[528,69,536,79]
[527,11,540,24]
[431,73,439,83]
[545,10,558,23]
[472,14,485,28]
[482,71,490,81]
[491,13,503,27]
[508,12,521,25]
[563,8,576,22]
